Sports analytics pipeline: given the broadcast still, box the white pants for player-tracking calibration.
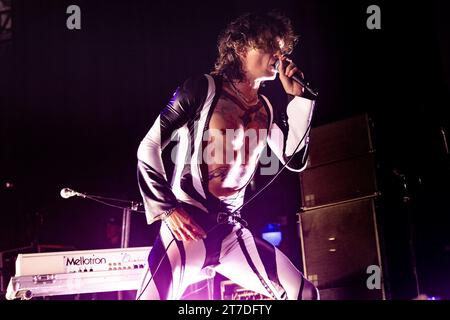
[136,204,319,300]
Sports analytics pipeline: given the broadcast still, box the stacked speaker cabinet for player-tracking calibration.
[298,114,386,300]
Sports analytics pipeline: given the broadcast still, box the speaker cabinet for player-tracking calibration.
[298,198,385,300]
[300,153,378,207]
[308,113,374,168]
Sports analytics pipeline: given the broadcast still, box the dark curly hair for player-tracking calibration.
[211,11,298,82]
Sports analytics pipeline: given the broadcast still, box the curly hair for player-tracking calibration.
[211,11,298,82]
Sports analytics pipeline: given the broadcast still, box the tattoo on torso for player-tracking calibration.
[206,86,270,191]
[212,88,269,132]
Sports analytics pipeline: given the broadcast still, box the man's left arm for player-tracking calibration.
[267,57,316,172]
[267,95,315,172]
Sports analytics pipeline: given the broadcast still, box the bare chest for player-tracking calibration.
[209,95,269,135]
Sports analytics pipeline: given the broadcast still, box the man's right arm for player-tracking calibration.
[137,75,208,224]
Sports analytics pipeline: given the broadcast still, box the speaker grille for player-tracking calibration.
[308,113,373,168]
[298,198,384,299]
[298,114,385,299]
[301,153,378,207]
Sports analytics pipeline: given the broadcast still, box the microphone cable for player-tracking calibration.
[227,119,313,217]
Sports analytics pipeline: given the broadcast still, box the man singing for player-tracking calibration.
[136,11,319,300]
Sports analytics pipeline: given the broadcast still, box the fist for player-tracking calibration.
[277,56,304,97]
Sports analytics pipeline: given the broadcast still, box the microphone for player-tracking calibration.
[275,60,318,97]
[60,188,86,199]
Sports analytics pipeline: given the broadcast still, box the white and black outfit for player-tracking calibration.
[136,74,318,300]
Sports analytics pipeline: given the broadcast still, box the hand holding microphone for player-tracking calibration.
[275,57,318,98]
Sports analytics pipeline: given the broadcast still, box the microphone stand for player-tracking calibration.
[120,202,140,249]
[62,190,144,300]
[69,192,143,249]
[117,201,140,301]
[395,172,421,298]
[71,192,144,249]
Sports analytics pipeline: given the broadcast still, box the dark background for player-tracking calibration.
[1,0,449,299]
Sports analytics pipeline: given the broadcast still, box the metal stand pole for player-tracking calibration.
[399,173,421,298]
[118,202,138,300]
[205,267,216,300]
[120,208,131,249]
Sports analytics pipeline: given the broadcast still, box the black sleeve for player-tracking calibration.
[137,75,208,223]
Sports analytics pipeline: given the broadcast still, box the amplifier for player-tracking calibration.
[297,197,385,300]
[300,153,378,208]
[307,113,374,168]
